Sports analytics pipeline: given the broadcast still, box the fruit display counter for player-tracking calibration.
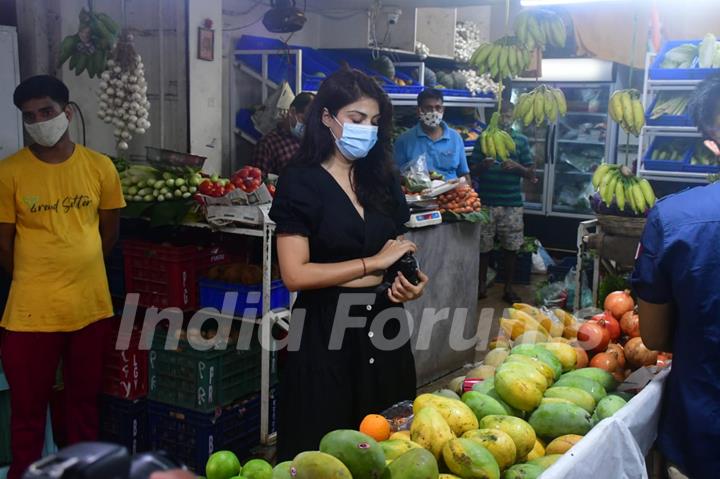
[404,221,483,386]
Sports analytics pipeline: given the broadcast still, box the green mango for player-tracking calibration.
[554,375,607,403]
[290,451,352,479]
[382,448,439,479]
[510,345,563,380]
[528,403,593,440]
[319,430,386,479]
[527,454,564,470]
[502,463,545,479]
[543,387,596,413]
[594,395,628,422]
[562,368,616,391]
[272,461,292,479]
[462,391,513,421]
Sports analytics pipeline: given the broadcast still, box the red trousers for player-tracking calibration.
[1,319,111,479]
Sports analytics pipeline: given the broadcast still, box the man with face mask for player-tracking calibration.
[470,101,535,303]
[251,91,314,175]
[0,75,125,478]
[394,88,470,180]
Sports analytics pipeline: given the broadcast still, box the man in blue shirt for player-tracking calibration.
[631,73,720,479]
[394,88,469,180]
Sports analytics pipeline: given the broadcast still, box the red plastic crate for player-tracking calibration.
[122,240,229,310]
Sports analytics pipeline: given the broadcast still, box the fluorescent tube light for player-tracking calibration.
[521,0,625,6]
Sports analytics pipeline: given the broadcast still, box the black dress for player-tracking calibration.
[269,164,417,461]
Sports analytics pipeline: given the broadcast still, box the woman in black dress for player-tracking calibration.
[270,68,429,460]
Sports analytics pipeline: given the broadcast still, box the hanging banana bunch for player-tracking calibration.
[609,89,645,137]
[514,9,567,51]
[480,112,517,162]
[469,36,531,80]
[514,85,567,127]
[58,8,119,78]
[592,164,656,215]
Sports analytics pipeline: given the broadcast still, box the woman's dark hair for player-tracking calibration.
[689,73,720,138]
[13,75,69,109]
[294,67,397,213]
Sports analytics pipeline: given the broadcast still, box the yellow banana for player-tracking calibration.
[513,303,541,317]
[523,101,535,126]
[592,163,611,189]
[609,92,624,123]
[632,182,647,213]
[632,97,645,136]
[515,94,530,120]
[552,88,567,116]
[486,133,497,158]
[599,169,617,204]
[638,178,656,208]
[620,91,634,127]
[544,88,558,123]
[494,131,508,161]
[603,171,620,206]
[615,179,626,210]
[626,183,638,213]
[500,130,516,153]
[533,88,545,125]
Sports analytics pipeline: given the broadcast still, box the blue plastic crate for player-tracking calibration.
[99,396,149,454]
[147,390,277,474]
[645,96,692,127]
[683,143,720,173]
[649,40,720,81]
[642,137,690,172]
[199,278,290,316]
[235,109,263,143]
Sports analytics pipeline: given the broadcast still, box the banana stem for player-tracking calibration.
[620,165,633,177]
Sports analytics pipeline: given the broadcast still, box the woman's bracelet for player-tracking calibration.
[361,258,367,277]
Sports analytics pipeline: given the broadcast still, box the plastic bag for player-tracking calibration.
[564,267,594,310]
[535,280,568,309]
[532,252,547,274]
[251,81,295,135]
[401,154,432,193]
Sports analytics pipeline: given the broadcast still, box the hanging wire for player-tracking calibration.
[623,12,640,165]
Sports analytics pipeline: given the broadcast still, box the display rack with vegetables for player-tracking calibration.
[649,92,690,120]
[118,164,202,203]
[689,140,720,167]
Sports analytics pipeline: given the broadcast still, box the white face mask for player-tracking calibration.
[24,111,69,147]
[420,110,443,128]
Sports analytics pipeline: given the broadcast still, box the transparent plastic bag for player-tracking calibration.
[401,154,432,193]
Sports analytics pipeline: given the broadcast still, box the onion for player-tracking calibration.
[121,131,131,140]
[589,352,619,372]
[116,90,125,98]
[130,102,140,111]
[117,140,129,150]
[113,66,122,74]
[107,59,115,67]
[106,87,115,95]
[604,290,635,319]
[103,116,113,124]
[137,107,148,117]
[128,124,136,132]
[100,93,109,101]
[621,311,640,338]
[113,128,121,136]
[113,118,123,127]
[121,73,129,82]
[114,98,123,106]
[136,127,146,134]
[101,72,111,81]
[132,93,142,101]
[624,337,658,369]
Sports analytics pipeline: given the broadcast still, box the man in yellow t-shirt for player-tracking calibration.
[0,75,125,478]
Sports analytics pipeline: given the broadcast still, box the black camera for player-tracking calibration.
[22,443,185,479]
[375,252,420,296]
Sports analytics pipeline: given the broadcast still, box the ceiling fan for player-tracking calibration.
[262,0,308,33]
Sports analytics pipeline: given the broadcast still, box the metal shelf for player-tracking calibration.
[555,169,593,176]
[389,93,496,107]
[647,79,703,91]
[558,139,606,146]
[642,125,701,137]
[638,168,710,183]
[565,112,608,117]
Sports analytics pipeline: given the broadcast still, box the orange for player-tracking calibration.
[359,414,391,442]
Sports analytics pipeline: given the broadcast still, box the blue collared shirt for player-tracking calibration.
[631,182,720,479]
[393,122,469,180]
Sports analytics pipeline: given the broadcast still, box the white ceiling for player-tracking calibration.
[305,0,504,10]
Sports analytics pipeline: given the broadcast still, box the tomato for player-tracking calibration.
[224,183,236,193]
[267,184,276,197]
[198,179,214,196]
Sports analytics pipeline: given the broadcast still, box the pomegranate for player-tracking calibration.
[590,352,619,372]
[624,337,659,369]
[594,312,621,341]
[604,290,635,320]
[620,311,641,338]
[606,343,626,369]
[577,321,610,354]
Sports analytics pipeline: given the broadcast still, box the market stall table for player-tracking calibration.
[405,221,483,386]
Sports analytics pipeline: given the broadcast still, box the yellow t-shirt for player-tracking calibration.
[0,145,126,332]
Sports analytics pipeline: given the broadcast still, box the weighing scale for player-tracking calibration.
[406,209,442,228]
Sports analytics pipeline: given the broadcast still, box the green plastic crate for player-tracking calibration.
[148,329,262,413]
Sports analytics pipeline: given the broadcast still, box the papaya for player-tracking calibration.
[562,367,617,391]
[525,439,545,461]
[272,461,292,479]
[502,463,544,479]
[554,375,607,403]
[410,407,454,459]
[594,395,627,422]
[382,448,438,479]
[389,431,411,441]
[442,438,501,479]
[462,392,513,421]
[538,342,577,372]
[484,348,509,367]
[528,403,593,440]
[466,365,497,380]
[543,387,596,413]
[434,389,462,400]
[510,345,563,380]
[472,377,495,395]
[290,451,352,479]
[478,415,536,458]
[495,363,545,412]
[462,428,517,470]
[319,430,385,479]
[413,394,478,437]
[504,354,555,387]
[527,454,563,470]
[545,434,583,455]
[380,439,421,461]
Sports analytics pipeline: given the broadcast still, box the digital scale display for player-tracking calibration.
[406,210,443,228]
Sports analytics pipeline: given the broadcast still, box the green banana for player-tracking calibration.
[488,44,501,68]
[498,46,509,77]
[550,18,566,48]
[74,54,88,75]
[528,15,543,46]
[508,45,518,73]
[97,13,120,35]
[473,43,493,66]
[58,35,79,67]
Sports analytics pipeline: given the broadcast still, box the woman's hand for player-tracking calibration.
[369,239,417,272]
[388,270,429,303]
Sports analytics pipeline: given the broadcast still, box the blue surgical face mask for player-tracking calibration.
[291,119,305,139]
[330,116,378,161]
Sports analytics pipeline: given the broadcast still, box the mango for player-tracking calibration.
[484,348,509,368]
[504,354,555,387]
[562,368,616,391]
[272,461,292,479]
[594,395,627,422]
[410,407,455,459]
[442,438,501,479]
[525,439,545,461]
[513,330,550,344]
[380,440,421,461]
[382,448,438,479]
[466,364,497,380]
[439,475,462,479]
[502,463,544,479]
[462,428,517,470]
[609,391,634,402]
[545,434,583,455]
[290,451,352,479]
[495,363,545,412]
[528,403,593,440]
[462,391,513,422]
[478,415,536,458]
[538,342,577,371]
[389,431,411,441]
[472,377,495,395]
[434,389,461,401]
[510,345,562,380]
[540,397,575,408]
[543,387,596,413]
[319,430,385,479]
[554,375,607,403]
[413,394,478,436]
[527,454,563,470]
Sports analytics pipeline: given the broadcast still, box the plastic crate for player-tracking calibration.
[492,251,532,285]
[103,325,148,400]
[235,109,263,143]
[645,96,692,127]
[649,40,720,81]
[683,143,720,173]
[122,240,230,310]
[99,396,149,454]
[642,137,691,172]
[148,330,261,413]
[198,279,290,317]
[106,245,125,299]
[147,391,276,474]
